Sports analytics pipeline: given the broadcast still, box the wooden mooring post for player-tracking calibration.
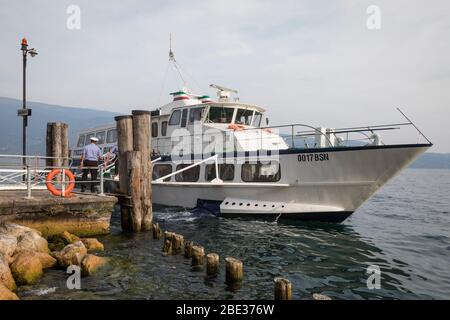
[225,257,243,284]
[274,277,292,300]
[191,245,205,267]
[115,111,153,233]
[46,122,69,168]
[206,253,220,277]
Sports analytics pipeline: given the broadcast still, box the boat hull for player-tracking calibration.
[151,144,430,222]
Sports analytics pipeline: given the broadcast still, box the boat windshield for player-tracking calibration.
[235,108,253,125]
[252,112,262,127]
[206,106,234,124]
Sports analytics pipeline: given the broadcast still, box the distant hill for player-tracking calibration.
[0,97,120,155]
[410,152,450,170]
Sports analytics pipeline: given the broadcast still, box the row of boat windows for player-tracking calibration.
[153,161,281,183]
[168,107,263,127]
[76,129,117,147]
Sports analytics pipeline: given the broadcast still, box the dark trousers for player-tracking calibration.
[81,160,98,192]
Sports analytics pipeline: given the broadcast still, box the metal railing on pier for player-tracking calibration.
[0,154,117,198]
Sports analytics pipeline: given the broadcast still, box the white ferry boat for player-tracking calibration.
[71,82,432,222]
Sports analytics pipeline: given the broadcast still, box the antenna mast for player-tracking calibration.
[168,33,187,87]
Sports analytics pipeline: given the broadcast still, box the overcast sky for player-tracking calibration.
[1,0,449,152]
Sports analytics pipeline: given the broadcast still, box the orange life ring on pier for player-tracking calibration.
[46,169,75,197]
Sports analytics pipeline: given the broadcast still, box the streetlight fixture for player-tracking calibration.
[18,37,38,168]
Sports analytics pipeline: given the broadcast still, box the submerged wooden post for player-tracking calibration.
[274,277,292,300]
[206,253,220,276]
[184,241,194,258]
[115,115,133,231]
[163,231,174,254]
[132,110,152,231]
[172,233,184,253]
[152,222,162,239]
[191,245,205,267]
[312,293,332,300]
[225,257,243,284]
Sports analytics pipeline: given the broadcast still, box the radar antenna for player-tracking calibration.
[210,84,238,102]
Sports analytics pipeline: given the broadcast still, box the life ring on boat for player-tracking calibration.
[46,169,75,197]
[228,124,245,131]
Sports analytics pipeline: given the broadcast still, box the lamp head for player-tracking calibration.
[28,48,38,57]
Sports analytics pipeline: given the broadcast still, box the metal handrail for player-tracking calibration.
[154,154,222,183]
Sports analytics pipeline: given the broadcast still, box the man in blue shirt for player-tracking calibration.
[80,136,102,192]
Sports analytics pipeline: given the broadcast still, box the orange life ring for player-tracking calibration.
[228,124,245,131]
[46,169,75,197]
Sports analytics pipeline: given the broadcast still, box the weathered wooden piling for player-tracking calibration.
[132,110,153,231]
[191,245,205,267]
[206,253,220,276]
[274,277,292,300]
[172,233,184,253]
[184,241,194,258]
[152,222,162,239]
[46,122,69,168]
[115,112,153,233]
[312,293,332,300]
[125,151,142,231]
[115,115,134,231]
[162,231,174,254]
[225,257,243,284]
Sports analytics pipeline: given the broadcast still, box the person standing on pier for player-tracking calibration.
[80,136,102,192]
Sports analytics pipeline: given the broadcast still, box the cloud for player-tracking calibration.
[0,0,449,151]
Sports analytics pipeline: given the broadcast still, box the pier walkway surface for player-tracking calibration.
[0,190,117,237]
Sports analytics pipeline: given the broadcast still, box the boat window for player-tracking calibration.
[77,135,85,147]
[96,131,106,144]
[161,121,168,136]
[106,129,117,143]
[169,110,181,125]
[206,106,234,124]
[181,109,188,128]
[175,164,200,182]
[152,164,172,182]
[241,161,281,182]
[251,112,262,127]
[189,107,205,124]
[235,109,253,125]
[205,164,235,181]
[85,133,95,145]
[152,122,158,137]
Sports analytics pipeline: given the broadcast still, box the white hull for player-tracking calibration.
[151,144,430,222]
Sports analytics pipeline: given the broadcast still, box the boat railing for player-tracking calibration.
[151,111,431,156]
[154,154,222,183]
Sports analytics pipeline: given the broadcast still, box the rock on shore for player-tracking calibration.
[0,222,108,300]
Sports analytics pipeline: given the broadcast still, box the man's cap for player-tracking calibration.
[90,137,99,142]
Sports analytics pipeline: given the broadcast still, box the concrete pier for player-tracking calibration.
[0,190,117,237]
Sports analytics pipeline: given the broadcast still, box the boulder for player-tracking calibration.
[0,222,41,238]
[0,255,16,291]
[14,250,57,269]
[81,254,107,276]
[81,238,104,252]
[54,241,87,268]
[61,231,80,244]
[0,234,17,258]
[15,230,49,254]
[0,283,19,300]
[10,252,43,285]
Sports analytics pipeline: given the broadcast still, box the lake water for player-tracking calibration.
[18,168,450,300]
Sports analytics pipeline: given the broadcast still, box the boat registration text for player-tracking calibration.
[298,153,330,162]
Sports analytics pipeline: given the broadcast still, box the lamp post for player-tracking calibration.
[18,38,38,168]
